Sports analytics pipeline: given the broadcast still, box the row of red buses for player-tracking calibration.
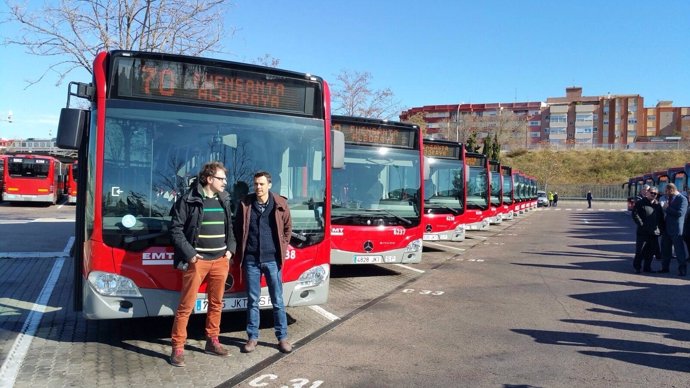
[56,50,345,319]
[420,139,535,243]
[2,154,63,204]
[330,116,424,265]
[624,162,689,210]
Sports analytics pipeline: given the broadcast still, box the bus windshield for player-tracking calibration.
[331,144,421,225]
[8,158,50,178]
[424,158,464,211]
[502,173,513,205]
[490,170,501,206]
[467,166,488,210]
[101,100,326,249]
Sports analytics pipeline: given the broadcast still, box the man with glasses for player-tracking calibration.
[660,183,688,275]
[631,186,664,273]
[169,161,236,367]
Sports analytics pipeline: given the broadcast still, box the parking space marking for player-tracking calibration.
[308,305,340,322]
[424,242,467,253]
[394,264,425,274]
[0,256,65,387]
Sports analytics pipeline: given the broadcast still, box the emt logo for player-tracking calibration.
[142,248,174,265]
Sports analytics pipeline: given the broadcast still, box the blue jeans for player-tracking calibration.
[244,260,288,341]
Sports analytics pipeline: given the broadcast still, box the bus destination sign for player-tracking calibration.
[333,123,414,148]
[489,163,500,172]
[423,143,459,158]
[113,57,317,116]
[465,155,485,167]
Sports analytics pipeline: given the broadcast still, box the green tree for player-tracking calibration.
[482,134,493,157]
[491,133,501,161]
[466,132,479,153]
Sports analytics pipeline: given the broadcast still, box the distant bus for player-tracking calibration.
[66,161,78,204]
[330,115,424,265]
[0,155,7,201]
[422,139,466,242]
[487,160,503,224]
[668,163,689,193]
[56,50,344,319]
[464,151,490,230]
[500,165,516,220]
[3,154,62,204]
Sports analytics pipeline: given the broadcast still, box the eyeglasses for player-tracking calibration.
[213,176,227,182]
[650,192,658,196]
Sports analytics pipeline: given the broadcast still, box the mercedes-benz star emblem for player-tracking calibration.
[363,240,374,252]
[425,224,433,232]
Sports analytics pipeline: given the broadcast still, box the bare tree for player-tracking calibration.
[4,0,233,86]
[331,70,401,119]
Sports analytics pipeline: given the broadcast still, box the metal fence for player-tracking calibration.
[537,184,627,201]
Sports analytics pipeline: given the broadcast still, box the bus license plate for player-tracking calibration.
[194,295,272,313]
[423,234,439,241]
[353,255,383,264]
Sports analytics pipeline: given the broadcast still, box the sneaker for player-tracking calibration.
[278,339,292,353]
[243,339,258,353]
[205,337,230,357]
[170,348,185,367]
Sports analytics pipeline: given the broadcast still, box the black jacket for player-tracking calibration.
[169,183,237,269]
[632,197,664,236]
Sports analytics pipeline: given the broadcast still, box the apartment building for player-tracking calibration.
[400,87,688,148]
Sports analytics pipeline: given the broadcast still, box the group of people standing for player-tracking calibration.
[547,191,559,207]
[631,183,689,275]
[168,161,293,367]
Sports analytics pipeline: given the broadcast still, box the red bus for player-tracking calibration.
[330,116,424,265]
[622,175,645,211]
[669,163,689,193]
[487,160,503,224]
[0,154,7,201]
[653,169,670,194]
[464,151,490,230]
[421,139,466,242]
[513,170,528,214]
[3,154,62,204]
[500,165,516,220]
[56,50,344,319]
[65,161,78,204]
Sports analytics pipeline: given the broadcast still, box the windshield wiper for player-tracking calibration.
[291,231,308,242]
[124,230,168,244]
[363,209,413,225]
[426,203,460,215]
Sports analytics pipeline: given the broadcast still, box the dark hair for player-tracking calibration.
[253,170,272,183]
[199,161,226,186]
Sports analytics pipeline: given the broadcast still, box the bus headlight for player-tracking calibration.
[404,239,423,253]
[88,271,142,297]
[297,264,329,288]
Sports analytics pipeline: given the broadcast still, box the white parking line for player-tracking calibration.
[308,305,340,322]
[0,256,65,387]
[424,241,467,252]
[394,264,425,274]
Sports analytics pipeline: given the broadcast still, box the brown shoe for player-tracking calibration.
[243,339,258,353]
[170,348,185,367]
[205,337,230,357]
[278,339,292,353]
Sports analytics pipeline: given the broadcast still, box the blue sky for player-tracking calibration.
[1,0,689,140]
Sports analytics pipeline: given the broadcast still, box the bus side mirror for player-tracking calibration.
[56,108,88,150]
[331,130,345,169]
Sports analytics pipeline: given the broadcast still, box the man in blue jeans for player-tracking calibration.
[234,171,293,353]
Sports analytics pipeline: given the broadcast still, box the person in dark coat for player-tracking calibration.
[168,161,236,367]
[586,191,593,208]
[660,183,689,275]
[631,187,664,273]
[235,171,293,354]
